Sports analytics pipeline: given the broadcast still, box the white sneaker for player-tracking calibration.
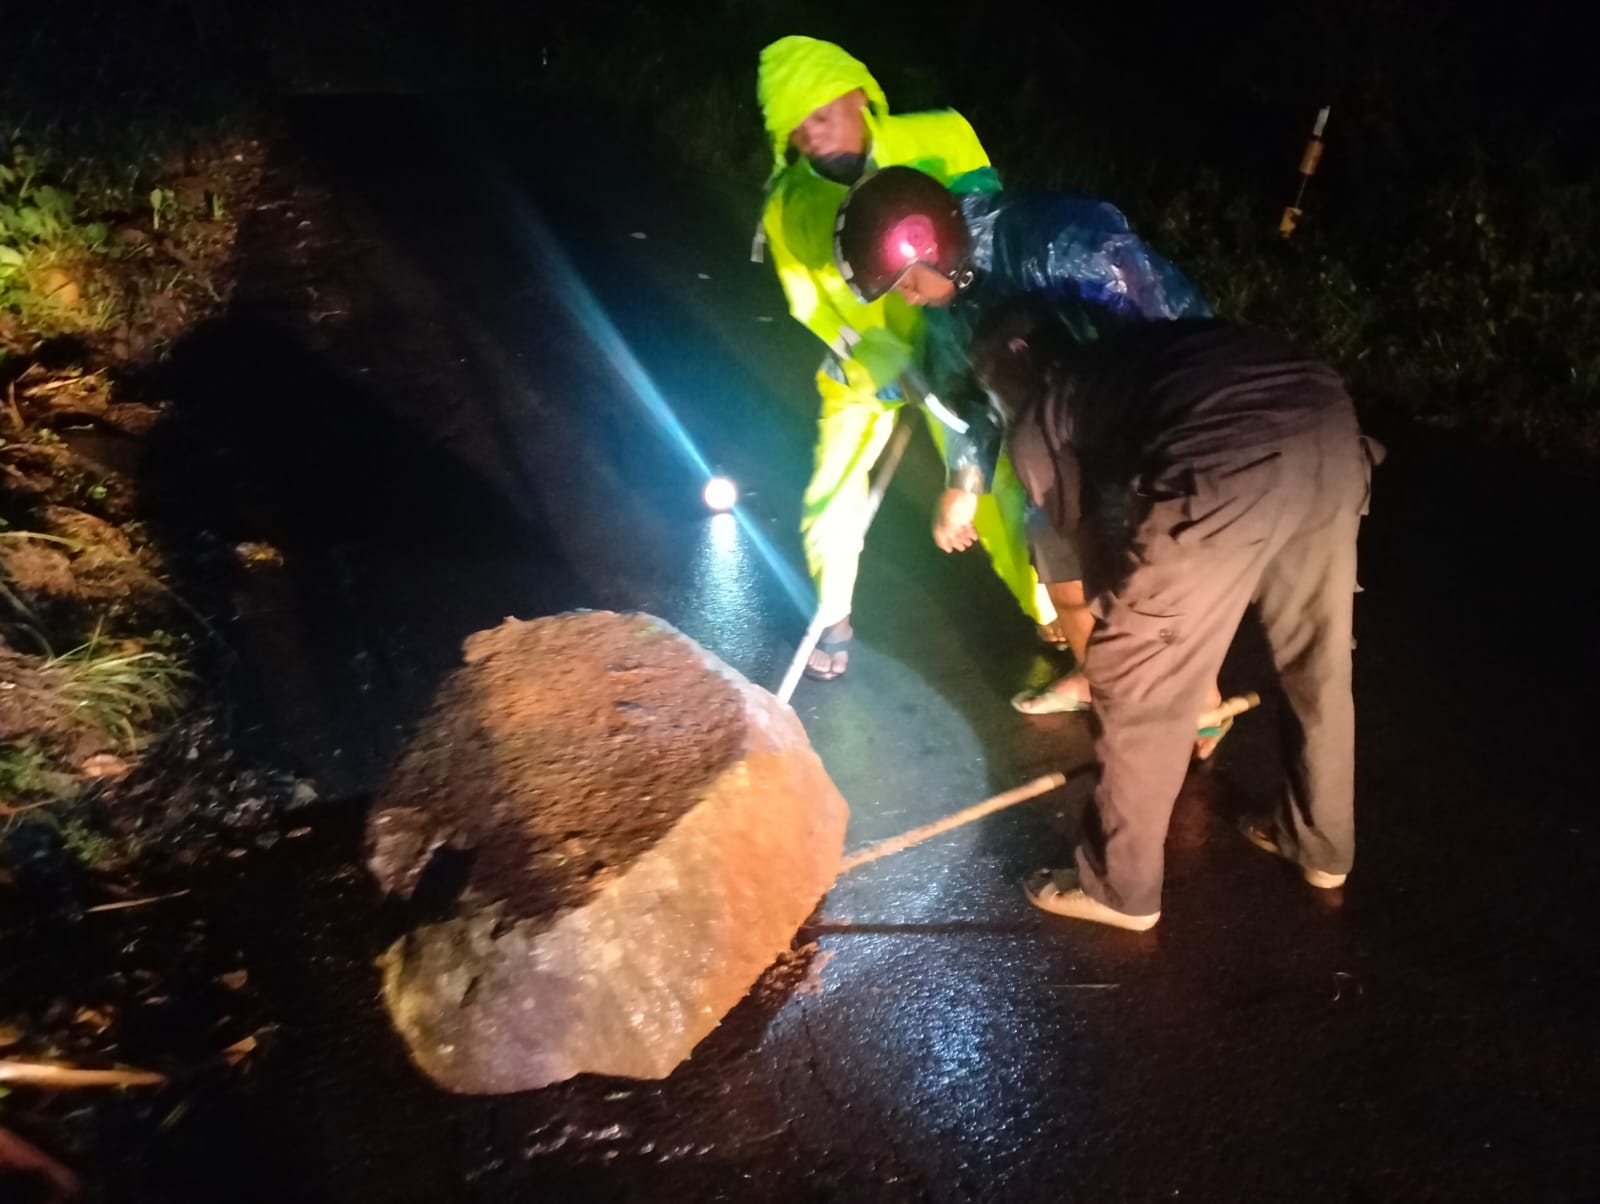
[1023,868,1159,931]
[1238,818,1348,889]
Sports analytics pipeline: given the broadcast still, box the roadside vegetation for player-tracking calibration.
[1,206,247,854]
[2,1,265,859]
[2,7,276,1185]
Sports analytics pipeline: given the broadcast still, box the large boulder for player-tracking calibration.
[366,611,848,1094]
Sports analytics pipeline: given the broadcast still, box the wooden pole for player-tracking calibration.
[0,1060,167,1088]
[775,413,916,704]
[836,694,1263,873]
[1197,691,1261,732]
[839,772,1070,873]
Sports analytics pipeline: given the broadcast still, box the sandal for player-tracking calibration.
[802,630,851,682]
[1010,672,1092,715]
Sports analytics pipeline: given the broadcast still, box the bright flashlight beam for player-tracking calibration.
[505,198,712,480]
[727,506,811,615]
[488,166,812,615]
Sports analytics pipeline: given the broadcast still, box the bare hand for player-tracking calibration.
[933,489,980,553]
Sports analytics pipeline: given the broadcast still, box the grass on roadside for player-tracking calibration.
[51,632,190,751]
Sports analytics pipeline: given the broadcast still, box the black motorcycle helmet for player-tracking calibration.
[834,166,971,302]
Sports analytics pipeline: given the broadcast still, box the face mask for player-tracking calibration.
[811,152,867,184]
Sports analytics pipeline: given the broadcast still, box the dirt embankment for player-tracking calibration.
[0,127,317,1199]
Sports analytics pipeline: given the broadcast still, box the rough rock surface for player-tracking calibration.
[366,611,848,1094]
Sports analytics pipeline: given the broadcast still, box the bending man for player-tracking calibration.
[975,299,1377,930]
[833,165,1212,720]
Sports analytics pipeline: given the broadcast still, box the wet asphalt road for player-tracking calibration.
[130,99,1599,1202]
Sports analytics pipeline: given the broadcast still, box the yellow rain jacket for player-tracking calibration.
[756,36,1048,628]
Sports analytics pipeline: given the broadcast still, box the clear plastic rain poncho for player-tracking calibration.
[923,190,1212,489]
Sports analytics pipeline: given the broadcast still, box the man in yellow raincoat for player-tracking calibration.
[756,35,1053,681]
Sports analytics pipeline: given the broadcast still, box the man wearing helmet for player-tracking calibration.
[755,36,1054,683]
[832,166,1217,726]
[969,298,1376,931]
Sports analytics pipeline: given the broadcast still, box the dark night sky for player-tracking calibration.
[12,0,1597,184]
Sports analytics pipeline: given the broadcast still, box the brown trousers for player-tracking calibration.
[1075,408,1372,916]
